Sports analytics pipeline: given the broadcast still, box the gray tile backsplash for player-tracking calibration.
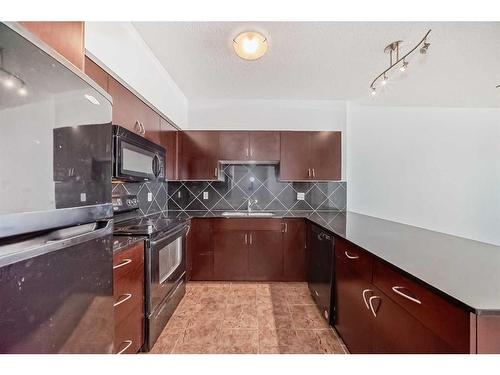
[112,181,168,216]
[168,164,346,212]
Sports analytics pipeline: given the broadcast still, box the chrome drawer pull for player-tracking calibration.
[117,340,133,354]
[368,295,381,317]
[113,258,132,270]
[344,251,359,259]
[114,293,132,307]
[392,286,422,305]
[362,289,373,310]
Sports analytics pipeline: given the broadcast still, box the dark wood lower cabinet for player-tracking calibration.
[213,230,249,280]
[187,218,213,280]
[283,219,307,281]
[248,230,283,281]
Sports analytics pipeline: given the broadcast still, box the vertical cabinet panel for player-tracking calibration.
[219,131,249,161]
[179,131,220,180]
[213,230,248,280]
[310,131,341,180]
[84,56,108,91]
[20,22,85,70]
[280,131,310,180]
[248,230,283,281]
[188,219,213,281]
[249,131,280,161]
[283,219,307,281]
[160,117,179,181]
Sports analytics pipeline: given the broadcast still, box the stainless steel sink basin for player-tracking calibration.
[221,212,275,217]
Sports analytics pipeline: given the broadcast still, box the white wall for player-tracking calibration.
[85,22,188,128]
[189,99,347,179]
[347,104,500,245]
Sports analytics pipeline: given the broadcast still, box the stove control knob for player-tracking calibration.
[132,199,138,205]
[126,199,132,206]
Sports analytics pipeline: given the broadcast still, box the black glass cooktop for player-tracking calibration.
[114,215,185,236]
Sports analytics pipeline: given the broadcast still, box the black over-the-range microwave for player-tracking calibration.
[112,125,166,182]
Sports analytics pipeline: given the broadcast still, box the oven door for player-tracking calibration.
[146,224,187,315]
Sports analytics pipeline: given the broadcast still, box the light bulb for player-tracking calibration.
[3,77,14,89]
[381,75,388,85]
[18,86,27,96]
[242,37,259,54]
[233,31,268,60]
[371,87,377,96]
[400,60,409,72]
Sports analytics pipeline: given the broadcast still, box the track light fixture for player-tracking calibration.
[369,30,431,96]
[0,48,28,97]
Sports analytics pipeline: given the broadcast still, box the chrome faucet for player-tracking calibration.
[247,198,258,213]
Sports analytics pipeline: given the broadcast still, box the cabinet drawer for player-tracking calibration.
[114,305,144,354]
[114,280,144,326]
[334,238,372,282]
[212,218,282,232]
[113,242,144,281]
[373,260,470,352]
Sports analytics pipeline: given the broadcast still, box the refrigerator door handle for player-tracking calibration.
[0,220,113,268]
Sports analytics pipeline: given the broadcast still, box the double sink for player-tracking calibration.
[221,212,275,217]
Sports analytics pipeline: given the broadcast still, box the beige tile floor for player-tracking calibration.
[150,282,348,354]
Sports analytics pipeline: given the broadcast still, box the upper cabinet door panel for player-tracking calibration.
[279,131,310,181]
[179,131,220,180]
[160,117,178,180]
[249,131,280,161]
[20,22,85,70]
[108,76,143,134]
[310,131,341,180]
[140,102,161,144]
[219,131,249,161]
[84,56,108,92]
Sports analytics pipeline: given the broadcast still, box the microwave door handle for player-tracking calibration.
[152,154,160,177]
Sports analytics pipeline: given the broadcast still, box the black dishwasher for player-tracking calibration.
[307,222,335,323]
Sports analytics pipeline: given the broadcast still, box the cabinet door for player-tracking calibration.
[334,259,374,354]
[219,131,249,160]
[279,132,310,180]
[371,286,455,354]
[84,56,108,91]
[160,117,178,180]
[310,131,341,180]
[213,230,248,280]
[140,103,161,144]
[248,230,283,281]
[108,76,143,134]
[188,219,213,281]
[179,131,220,180]
[249,131,280,161]
[20,22,85,70]
[283,219,307,281]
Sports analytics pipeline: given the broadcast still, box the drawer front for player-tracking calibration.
[114,305,144,354]
[212,218,282,232]
[114,277,144,325]
[113,242,144,280]
[334,238,372,282]
[373,260,470,352]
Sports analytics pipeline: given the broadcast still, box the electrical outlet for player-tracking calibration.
[80,193,86,202]
[203,191,209,200]
[147,192,152,202]
[297,192,305,200]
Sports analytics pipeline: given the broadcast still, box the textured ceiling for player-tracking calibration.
[133,22,500,107]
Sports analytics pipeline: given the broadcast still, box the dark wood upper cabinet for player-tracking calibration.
[20,22,85,70]
[310,131,341,180]
[179,131,220,181]
[280,131,310,180]
[140,102,161,144]
[280,131,341,181]
[84,56,108,92]
[249,131,280,161]
[283,218,307,281]
[219,131,249,160]
[160,117,179,180]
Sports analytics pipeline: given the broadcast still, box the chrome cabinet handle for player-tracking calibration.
[134,120,142,134]
[307,168,311,178]
[114,293,132,307]
[214,167,218,177]
[362,289,373,310]
[250,148,253,157]
[368,295,381,317]
[392,286,422,305]
[246,148,249,157]
[244,233,248,245]
[249,233,253,245]
[284,222,288,233]
[113,258,132,270]
[117,340,133,354]
[140,122,145,135]
[312,168,316,178]
[344,251,359,260]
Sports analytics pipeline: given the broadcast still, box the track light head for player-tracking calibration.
[420,42,430,54]
[400,60,409,72]
[381,75,388,85]
[371,87,377,96]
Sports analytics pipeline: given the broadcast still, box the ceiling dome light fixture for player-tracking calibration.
[233,31,268,61]
[369,29,431,96]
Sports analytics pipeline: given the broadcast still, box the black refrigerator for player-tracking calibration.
[0,22,114,353]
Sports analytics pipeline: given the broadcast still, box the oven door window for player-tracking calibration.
[121,141,155,179]
[159,237,182,284]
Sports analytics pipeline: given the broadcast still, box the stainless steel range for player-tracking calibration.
[113,195,188,351]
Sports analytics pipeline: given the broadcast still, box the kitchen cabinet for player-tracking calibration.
[160,117,179,180]
[187,218,214,281]
[218,131,280,162]
[108,76,161,141]
[283,218,307,281]
[84,56,108,91]
[280,131,341,181]
[20,22,85,70]
[248,229,283,281]
[179,131,220,180]
[113,241,145,354]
